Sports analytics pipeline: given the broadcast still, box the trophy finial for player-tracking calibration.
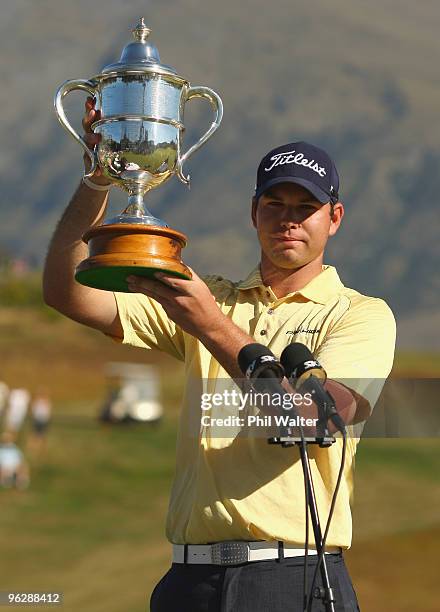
[132,18,151,43]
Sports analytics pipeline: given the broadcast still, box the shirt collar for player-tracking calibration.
[235,265,262,290]
[236,264,344,304]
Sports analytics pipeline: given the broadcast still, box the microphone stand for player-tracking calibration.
[268,398,337,612]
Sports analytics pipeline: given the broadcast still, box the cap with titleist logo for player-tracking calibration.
[254,141,340,204]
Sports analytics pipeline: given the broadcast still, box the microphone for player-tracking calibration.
[237,343,289,404]
[237,343,298,441]
[280,343,346,433]
[237,343,285,385]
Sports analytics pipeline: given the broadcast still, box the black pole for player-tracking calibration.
[268,393,339,611]
[298,439,336,612]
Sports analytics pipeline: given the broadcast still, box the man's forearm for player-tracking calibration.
[42,180,109,313]
[198,314,254,380]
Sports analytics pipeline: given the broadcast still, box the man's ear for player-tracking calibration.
[329,201,344,237]
[251,197,258,228]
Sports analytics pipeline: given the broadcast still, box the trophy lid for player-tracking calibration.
[101,18,178,77]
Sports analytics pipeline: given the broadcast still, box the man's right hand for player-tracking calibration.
[82,97,111,186]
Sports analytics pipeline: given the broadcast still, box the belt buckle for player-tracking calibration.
[211,541,250,565]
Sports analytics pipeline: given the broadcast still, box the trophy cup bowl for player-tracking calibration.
[54,18,223,292]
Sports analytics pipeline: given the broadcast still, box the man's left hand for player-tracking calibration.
[126,269,225,339]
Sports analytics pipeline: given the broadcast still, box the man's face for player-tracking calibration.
[251,182,343,271]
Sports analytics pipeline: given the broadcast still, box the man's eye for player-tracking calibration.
[301,203,317,210]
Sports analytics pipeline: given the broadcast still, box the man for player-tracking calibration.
[43,99,396,611]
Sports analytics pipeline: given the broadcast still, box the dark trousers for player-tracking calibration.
[150,553,360,611]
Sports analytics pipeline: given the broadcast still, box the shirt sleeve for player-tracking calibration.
[111,291,186,361]
[315,295,396,410]
[108,275,229,361]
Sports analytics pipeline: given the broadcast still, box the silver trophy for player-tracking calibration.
[54,18,223,291]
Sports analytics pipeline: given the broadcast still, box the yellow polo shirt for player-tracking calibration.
[112,265,396,548]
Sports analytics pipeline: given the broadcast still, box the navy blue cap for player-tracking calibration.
[255,141,340,204]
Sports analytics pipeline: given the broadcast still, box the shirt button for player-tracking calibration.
[260,330,267,336]
[267,308,274,315]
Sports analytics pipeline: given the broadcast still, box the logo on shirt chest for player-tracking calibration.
[286,328,321,335]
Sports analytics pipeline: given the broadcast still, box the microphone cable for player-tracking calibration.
[306,429,347,612]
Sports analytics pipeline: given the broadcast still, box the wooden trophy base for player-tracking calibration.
[75,223,191,292]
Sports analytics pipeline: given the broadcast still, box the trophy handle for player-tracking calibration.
[176,86,223,186]
[54,79,99,178]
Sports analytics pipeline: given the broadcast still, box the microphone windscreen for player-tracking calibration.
[280,343,314,377]
[237,343,274,376]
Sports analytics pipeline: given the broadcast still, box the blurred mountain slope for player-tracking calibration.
[1,0,439,347]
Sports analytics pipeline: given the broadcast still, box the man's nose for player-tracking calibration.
[280,210,301,228]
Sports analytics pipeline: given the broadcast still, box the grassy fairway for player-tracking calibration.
[1,306,439,611]
[0,306,182,611]
[348,439,440,612]
[0,416,176,612]
[3,427,439,612]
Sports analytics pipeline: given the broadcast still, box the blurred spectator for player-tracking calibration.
[4,388,30,440]
[29,389,52,453]
[0,432,30,489]
[0,381,8,419]
[10,258,30,277]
